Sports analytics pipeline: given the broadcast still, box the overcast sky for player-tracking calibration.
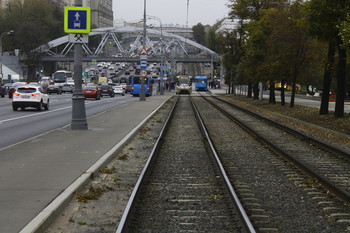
[113,0,230,27]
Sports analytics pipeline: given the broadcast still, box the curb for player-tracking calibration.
[20,96,172,233]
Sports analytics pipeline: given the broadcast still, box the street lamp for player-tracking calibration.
[147,15,164,95]
[139,0,147,101]
[0,30,14,84]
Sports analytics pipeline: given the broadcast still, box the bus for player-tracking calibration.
[194,76,208,91]
[131,76,153,97]
[52,70,73,86]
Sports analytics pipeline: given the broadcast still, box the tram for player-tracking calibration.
[194,76,209,91]
[131,75,153,97]
[175,75,192,94]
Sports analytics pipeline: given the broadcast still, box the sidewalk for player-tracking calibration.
[0,93,172,233]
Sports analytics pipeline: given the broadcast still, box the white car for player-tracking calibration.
[113,86,125,96]
[12,85,49,111]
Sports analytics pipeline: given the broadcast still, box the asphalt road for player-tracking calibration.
[0,93,135,150]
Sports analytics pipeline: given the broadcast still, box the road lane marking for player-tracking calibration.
[0,101,99,124]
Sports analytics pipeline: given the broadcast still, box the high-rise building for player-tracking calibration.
[0,0,113,28]
[68,0,113,28]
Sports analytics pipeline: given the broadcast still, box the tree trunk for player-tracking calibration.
[281,80,285,106]
[290,79,296,108]
[269,80,276,104]
[334,43,346,118]
[247,82,252,98]
[253,83,259,99]
[320,42,335,115]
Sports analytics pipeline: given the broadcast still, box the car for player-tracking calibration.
[82,85,101,100]
[0,84,5,97]
[28,82,41,86]
[120,82,127,89]
[113,86,125,96]
[61,84,74,93]
[3,83,13,95]
[46,85,62,94]
[12,85,49,111]
[125,84,133,93]
[99,84,115,97]
[8,82,26,98]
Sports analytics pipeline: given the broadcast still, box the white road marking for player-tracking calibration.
[0,101,99,124]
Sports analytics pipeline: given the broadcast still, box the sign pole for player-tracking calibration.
[71,42,87,130]
[69,0,88,130]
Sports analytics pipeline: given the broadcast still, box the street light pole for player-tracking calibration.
[139,0,147,101]
[147,15,164,95]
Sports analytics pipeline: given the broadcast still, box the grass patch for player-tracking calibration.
[74,185,111,203]
[110,176,121,184]
[118,153,129,161]
[294,176,320,187]
[208,194,222,200]
[99,167,116,174]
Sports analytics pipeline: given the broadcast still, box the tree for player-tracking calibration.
[0,0,64,79]
[217,31,242,94]
[229,0,290,101]
[192,23,206,45]
[263,1,318,108]
[206,20,223,53]
[305,0,348,117]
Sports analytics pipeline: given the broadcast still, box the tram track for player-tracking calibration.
[45,92,350,232]
[191,92,350,232]
[116,96,255,233]
[199,94,350,204]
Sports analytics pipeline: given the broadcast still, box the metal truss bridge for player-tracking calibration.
[37,26,220,64]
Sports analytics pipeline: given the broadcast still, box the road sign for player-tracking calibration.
[140,47,148,70]
[140,48,148,55]
[140,69,147,77]
[68,33,88,43]
[64,7,91,33]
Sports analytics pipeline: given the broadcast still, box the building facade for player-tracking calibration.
[0,0,113,29]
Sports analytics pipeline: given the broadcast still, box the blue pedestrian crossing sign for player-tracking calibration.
[64,7,91,33]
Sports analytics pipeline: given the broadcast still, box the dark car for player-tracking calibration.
[99,84,115,97]
[3,83,13,95]
[8,82,26,98]
[125,84,133,93]
[0,85,5,97]
[82,85,101,100]
[46,85,62,94]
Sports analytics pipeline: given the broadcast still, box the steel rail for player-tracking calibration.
[190,96,256,233]
[115,96,179,233]
[201,95,350,204]
[210,95,350,160]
